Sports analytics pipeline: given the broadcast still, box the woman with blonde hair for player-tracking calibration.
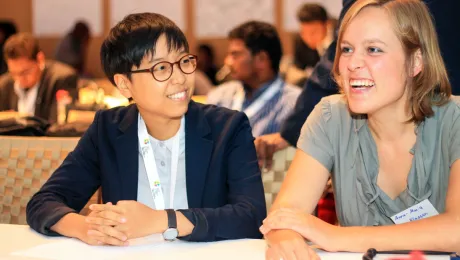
[260,0,460,259]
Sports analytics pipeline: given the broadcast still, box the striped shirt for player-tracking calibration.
[207,77,301,137]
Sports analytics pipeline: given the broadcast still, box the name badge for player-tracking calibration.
[391,199,439,224]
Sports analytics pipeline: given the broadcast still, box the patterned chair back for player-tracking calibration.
[1,135,295,223]
[262,147,296,212]
[0,136,98,224]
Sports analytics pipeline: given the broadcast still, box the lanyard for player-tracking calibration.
[231,77,283,119]
[138,114,182,210]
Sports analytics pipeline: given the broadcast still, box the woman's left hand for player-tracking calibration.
[260,208,339,252]
[87,200,164,240]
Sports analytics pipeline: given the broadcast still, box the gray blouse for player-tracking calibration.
[298,94,460,226]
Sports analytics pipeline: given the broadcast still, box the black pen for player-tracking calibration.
[362,248,457,260]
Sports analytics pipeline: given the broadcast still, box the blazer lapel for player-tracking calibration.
[115,105,139,201]
[185,101,214,208]
[34,67,49,119]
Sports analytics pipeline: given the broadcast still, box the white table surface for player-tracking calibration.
[0,224,450,260]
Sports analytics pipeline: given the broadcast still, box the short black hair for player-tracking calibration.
[198,44,214,60]
[228,21,282,73]
[0,21,17,43]
[3,33,40,60]
[297,3,328,23]
[100,13,189,85]
[72,21,90,40]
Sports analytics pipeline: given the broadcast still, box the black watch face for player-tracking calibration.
[163,228,178,241]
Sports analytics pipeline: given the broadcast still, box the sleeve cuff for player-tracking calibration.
[176,209,210,241]
[280,126,300,147]
[41,207,77,236]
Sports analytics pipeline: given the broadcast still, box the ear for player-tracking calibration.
[253,51,271,70]
[113,74,133,99]
[411,49,423,77]
[36,51,46,69]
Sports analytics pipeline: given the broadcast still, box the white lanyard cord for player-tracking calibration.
[231,77,283,119]
[138,114,182,210]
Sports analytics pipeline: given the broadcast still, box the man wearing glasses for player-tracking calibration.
[27,12,266,245]
[0,33,77,122]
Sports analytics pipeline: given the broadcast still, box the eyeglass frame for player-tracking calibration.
[129,54,198,82]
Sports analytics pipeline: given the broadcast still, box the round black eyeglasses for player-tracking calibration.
[130,54,198,82]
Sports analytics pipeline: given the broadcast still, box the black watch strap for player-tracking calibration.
[165,209,177,229]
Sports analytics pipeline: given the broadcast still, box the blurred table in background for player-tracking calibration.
[192,95,207,104]
[0,112,27,120]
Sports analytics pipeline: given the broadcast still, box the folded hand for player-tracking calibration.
[260,208,339,252]
[87,200,162,241]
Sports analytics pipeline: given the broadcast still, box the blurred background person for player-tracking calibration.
[282,3,335,87]
[194,69,214,95]
[0,33,78,123]
[207,21,300,137]
[55,21,91,77]
[0,21,17,75]
[197,43,218,85]
[296,3,331,69]
[193,43,216,96]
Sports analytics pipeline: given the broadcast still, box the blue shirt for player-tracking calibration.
[207,78,301,137]
[241,78,274,110]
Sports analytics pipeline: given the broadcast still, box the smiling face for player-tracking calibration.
[119,34,195,120]
[338,7,411,115]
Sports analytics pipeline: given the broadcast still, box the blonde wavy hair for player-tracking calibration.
[332,0,451,123]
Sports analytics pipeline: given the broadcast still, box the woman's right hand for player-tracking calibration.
[52,208,128,246]
[265,229,320,260]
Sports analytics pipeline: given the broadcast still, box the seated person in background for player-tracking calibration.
[0,33,78,123]
[282,3,333,87]
[194,44,217,95]
[295,3,331,67]
[26,12,266,245]
[260,0,460,258]
[0,21,17,75]
[207,21,301,137]
[193,69,214,95]
[55,21,91,76]
[197,44,218,85]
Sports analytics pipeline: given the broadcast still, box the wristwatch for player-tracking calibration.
[162,209,178,241]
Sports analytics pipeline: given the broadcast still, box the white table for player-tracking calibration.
[0,224,449,260]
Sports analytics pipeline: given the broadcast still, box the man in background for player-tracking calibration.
[283,3,334,87]
[0,33,78,123]
[295,3,332,70]
[207,21,300,137]
[55,21,91,76]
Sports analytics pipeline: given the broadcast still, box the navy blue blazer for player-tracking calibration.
[26,101,267,242]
